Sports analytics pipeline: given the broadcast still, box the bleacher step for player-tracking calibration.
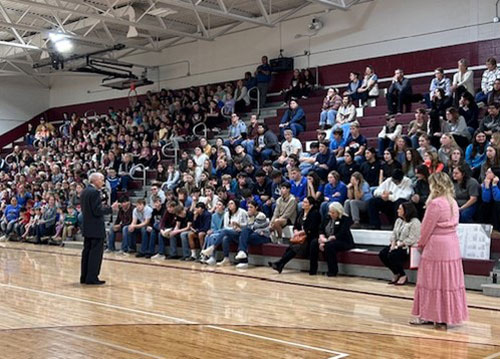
[481,283,500,297]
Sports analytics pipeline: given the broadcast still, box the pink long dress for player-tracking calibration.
[411,196,468,325]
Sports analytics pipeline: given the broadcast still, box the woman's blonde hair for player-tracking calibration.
[427,172,455,213]
[329,202,345,217]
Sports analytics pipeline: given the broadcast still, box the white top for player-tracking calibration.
[452,70,474,95]
[378,124,403,141]
[223,208,249,230]
[281,138,302,157]
[374,177,413,202]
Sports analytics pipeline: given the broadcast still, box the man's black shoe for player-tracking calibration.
[85,280,106,285]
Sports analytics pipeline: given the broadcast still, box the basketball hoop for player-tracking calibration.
[128,82,138,107]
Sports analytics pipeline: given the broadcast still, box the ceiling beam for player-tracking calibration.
[156,0,274,27]
[309,0,358,10]
[0,41,39,50]
[255,0,271,24]
[0,19,161,53]
[13,0,210,41]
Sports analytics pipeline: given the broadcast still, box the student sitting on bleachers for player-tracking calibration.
[480,145,500,182]
[476,57,500,105]
[406,108,429,149]
[386,69,412,115]
[451,58,474,105]
[338,150,360,184]
[378,202,420,286]
[479,167,500,231]
[270,182,297,243]
[368,169,413,230]
[334,96,357,141]
[377,116,403,157]
[233,201,271,269]
[424,67,452,108]
[319,88,342,129]
[452,165,480,223]
[357,65,379,106]
[343,121,367,163]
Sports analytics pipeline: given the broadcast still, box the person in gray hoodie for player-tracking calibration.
[234,201,271,269]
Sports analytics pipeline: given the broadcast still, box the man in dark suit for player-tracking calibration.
[80,172,118,285]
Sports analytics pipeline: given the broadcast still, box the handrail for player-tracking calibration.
[83,110,99,121]
[130,163,147,187]
[162,139,179,166]
[5,152,16,163]
[192,122,207,139]
[248,86,261,116]
[220,106,232,120]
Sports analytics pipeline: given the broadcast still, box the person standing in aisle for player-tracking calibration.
[80,172,117,285]
[410,172,468,328]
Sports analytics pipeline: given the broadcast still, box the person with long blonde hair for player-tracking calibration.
[410,172,468,328]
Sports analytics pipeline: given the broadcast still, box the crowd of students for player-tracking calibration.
[0,54,499,277]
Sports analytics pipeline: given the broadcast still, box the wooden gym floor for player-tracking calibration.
[1,242,500,358]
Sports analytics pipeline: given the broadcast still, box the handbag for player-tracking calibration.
[290,230,307,245]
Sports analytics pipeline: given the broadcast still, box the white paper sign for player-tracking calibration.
[457,223,492,260]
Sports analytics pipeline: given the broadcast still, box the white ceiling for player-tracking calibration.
[0,0,367,80]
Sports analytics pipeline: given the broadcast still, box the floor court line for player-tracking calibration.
[0,282,349,359]
[50,328,168,359]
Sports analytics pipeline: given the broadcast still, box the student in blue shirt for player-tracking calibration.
[289,167,307,202]
[1,197,20,238]
[320,170,348,218]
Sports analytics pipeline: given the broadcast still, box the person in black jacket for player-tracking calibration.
[410,165,430,219]
[268,196,321,274]
[80,172,117,285]
[309,202,354,276]
[254,123,280,163]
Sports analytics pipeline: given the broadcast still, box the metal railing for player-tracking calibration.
[161,138,179,166]
[130,163,147,187]
[248,86,261,116]
[4,152,16,163]
[192,122,207,139]
[83,110,99,121]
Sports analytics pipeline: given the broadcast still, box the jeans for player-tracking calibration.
[107,225,129,251]
[1,219,16,235]
[259,149,274,162]
[140,228,157,255]
[242,139,254,158]
[169,233,191,258]
[238,227,270,253]
[475,91,488,105]
[459,204,477,223]
[319,110,337,127]
[35,223,55,242]
[221,229,241,258]
[121,225,140,252]
[280,123,304,139]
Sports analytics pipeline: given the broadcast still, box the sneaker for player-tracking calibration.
[206,257,216,266]
[235,262,248,269]
[235,250,247,260]
[216,257,231,266]
[166,255,180,260]
[0,235,7,241]
[201,245,215,257]
[104,249,114,254]
[145,254,153,259]
[118,251,130,257]
[184,256,196,262]
[135,253,146,258]
[151,253,165,260]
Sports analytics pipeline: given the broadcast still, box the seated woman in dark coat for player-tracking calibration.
[268,196,321,274]
[309,202,354,277]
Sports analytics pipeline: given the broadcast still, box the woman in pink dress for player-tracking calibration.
[410,172,468,328]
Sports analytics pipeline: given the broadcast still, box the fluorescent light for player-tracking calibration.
[49,33,67,42]
[54,39,73,53]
